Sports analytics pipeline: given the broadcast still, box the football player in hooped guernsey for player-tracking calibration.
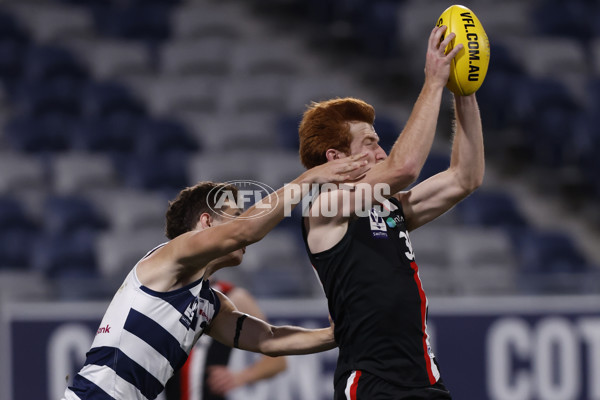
[298,25,484,399]
[61,155,370,400]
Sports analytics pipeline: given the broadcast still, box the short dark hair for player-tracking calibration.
[165,181,238,240]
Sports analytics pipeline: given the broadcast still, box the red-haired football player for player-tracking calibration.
[298,25,483,399]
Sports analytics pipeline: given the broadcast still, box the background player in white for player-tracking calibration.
[62,154,369,400]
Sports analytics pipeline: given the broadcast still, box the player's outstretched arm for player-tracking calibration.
[312,26,465,227]
[170,153,369,268]
[356,25,464,197]
[207,292,336,357]
[398,93,484,231]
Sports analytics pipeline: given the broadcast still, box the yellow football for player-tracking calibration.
[436,5,490,96]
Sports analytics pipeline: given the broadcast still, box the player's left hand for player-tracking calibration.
[206,365,241,395]
[304,152,370,185]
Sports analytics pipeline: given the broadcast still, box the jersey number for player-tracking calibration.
[399,231,415,260]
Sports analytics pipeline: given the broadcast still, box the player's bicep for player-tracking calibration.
[399,169,469,231]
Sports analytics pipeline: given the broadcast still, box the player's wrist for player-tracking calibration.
[422,78,446,94]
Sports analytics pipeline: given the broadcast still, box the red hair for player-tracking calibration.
[298,97,375,169]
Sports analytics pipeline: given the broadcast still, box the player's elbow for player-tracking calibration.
[467,163,485,193]
[390,160,420,187]
[233,221,266,247]
[258,329,284,357]
[458,169,484,196]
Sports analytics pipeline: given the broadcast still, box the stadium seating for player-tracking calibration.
[0,195,38,269]
[51,152,118,194]
[0,0,598,298]
[32,230,98,278]
[0,152,47,194]
[92,4,172,43]
[454,190,529,231]
[3,114,73,153]
[22,44,88,84]
[42,194,108,235]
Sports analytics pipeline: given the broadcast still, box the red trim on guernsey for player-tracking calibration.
[213,280,234,295]
[410,261,436,384]
[350,370,362,399]
[180,354,192,400]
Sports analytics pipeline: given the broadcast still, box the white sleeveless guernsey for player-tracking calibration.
[62,245,221,400]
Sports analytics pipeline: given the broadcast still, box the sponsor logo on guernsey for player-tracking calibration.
[369,208,388,239]
[180,298,200,329]
[386,217,396,228]
[386,214,404,228]
[381,200,403,229]
[96,324,111,335]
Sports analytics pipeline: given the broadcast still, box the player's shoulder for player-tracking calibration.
[306,185,355,223]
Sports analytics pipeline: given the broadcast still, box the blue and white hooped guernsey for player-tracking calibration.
[62,244,221,400]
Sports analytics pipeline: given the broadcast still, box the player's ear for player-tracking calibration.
[325,149,347,161]
[198,213,213,229]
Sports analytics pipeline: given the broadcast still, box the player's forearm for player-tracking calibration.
[386,83,444,188]
[259,326,336,357]
[235,178,312,245]
[450,94,485,192]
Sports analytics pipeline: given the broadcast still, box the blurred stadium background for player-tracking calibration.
[0,0,599,399]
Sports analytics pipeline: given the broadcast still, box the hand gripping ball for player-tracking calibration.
[437,5,491,96]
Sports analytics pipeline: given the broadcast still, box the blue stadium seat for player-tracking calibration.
[0,11,30,92]
[134,118,200,155]
[70,114,141,154]
[476,42,525,131]
[373,113,401,152]
[514,228,589,274]
[455,190,528,230]
[495,77,581,167]
[3,114,73,153]
[511,77,579,128]
[81,80,146,118]
[0,10,29,42]
[0,196,39,269]
[33,230,98,278]
[119,153,190,196]
[355,0,399,57]
[93,4,172,42]
[0,229,37,269]
[22,45,88,84]
[578,110,600,199]
[42,194,108,236]
[13,79,83,117]
[58,0,181,6]
[0,196,37,230]
[531,0,594,42]
[416,152,450,183]
[0,40,27,94]
[275,113,301,150]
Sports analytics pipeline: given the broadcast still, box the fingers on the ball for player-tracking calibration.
[430,25,446,45]
[440,32,455,49]
[448,42,464,58]
[435,25,448,40]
